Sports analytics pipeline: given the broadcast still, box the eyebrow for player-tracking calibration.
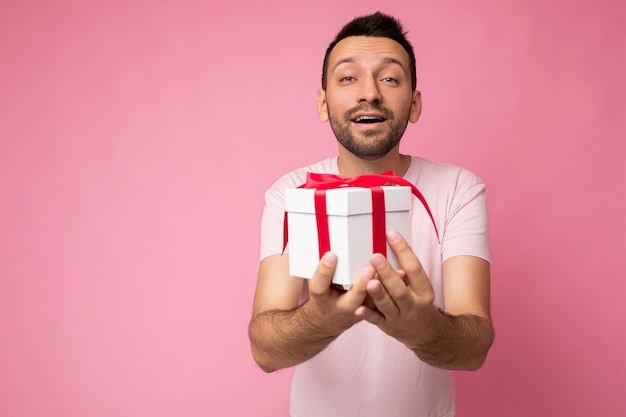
[332,56,406,72]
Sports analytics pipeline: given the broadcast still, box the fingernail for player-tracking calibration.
[359,266,375,282]
[321,252,337,267]
[387,230,401,244]
[371,254,385,268]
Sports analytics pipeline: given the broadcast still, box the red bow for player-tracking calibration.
[283,171,439,258]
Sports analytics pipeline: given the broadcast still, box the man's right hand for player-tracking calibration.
[249,251,373,372]
[302,251,372,336]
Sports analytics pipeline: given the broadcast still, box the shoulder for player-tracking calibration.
[407,156,486,197]
[411,156,484,184]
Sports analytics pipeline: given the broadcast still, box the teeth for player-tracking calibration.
[356,116,383,123]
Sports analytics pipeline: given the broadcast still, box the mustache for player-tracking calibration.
[345,104,394,120]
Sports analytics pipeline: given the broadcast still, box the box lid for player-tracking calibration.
[285,186,411,216]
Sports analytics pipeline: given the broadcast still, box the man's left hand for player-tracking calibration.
[355,230,439,348]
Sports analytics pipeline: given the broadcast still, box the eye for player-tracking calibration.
[381,77,398,84]
[340,76,356,82]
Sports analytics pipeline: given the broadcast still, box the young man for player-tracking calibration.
[248,12,494,417]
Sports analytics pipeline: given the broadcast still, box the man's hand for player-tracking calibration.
[249,251,372,372]
[354,230,438,347]
[303,251,372,337]
[354,230,495,370]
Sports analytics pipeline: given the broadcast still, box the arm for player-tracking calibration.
[355,230,494,370]
[248,252,370,373]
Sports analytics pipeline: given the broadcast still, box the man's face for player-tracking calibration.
[316,36,421,160]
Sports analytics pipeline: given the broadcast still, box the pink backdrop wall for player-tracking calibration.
[1,0,624,416]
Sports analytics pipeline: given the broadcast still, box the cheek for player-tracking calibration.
[326,102,347,122]
[325,92,353,112]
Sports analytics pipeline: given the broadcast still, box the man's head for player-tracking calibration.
[321,12,417,91]
[316,12,422,161]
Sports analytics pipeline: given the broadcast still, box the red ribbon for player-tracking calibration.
[283,171,439,257]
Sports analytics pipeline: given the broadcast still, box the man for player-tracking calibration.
[248,12,494,417]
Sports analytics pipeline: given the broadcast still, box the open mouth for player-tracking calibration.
[352,115,387,124]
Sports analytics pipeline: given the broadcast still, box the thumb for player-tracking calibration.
[309,252,337,297]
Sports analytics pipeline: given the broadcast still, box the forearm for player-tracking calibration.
[248,304,341,373]
[410,306,495,371]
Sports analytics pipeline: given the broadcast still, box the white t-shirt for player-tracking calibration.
[260,156,491,417]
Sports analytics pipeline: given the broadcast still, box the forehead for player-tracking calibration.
[328,36,410,70]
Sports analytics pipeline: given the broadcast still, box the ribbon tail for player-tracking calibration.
[282,212,288,255]
[409,185,440,243]
[382,177,440,243]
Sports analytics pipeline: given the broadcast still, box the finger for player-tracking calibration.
[386,230,432,295]
[370,252,412,311]
[309,252,337,297]
[365,256,401,315]
[396,269,409,285]
[340,265,375,310]
[355,302,386,325]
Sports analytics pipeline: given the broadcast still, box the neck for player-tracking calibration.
[337,148,411,178]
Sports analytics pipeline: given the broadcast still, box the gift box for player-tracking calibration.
[285,185,412,287]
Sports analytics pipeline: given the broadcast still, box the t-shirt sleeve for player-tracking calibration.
[259,177,289,261]
[441,169,491,264]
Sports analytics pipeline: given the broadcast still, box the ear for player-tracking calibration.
[316,89,329,122]
[409,90,422,123]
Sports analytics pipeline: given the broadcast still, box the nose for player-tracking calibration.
[358,74,382,104]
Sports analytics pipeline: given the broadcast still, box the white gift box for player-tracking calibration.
[285,186,412,286]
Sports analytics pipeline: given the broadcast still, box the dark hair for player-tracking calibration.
[321,12,417,90]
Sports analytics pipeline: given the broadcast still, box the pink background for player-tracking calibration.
[1,0,625,416]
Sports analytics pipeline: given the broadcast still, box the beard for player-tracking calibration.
[328,103,409,161]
